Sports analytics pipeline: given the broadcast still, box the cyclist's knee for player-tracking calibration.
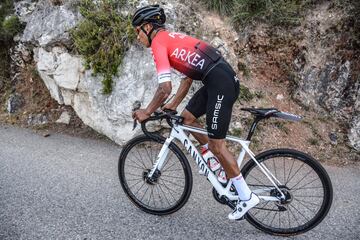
[181,109,197,125]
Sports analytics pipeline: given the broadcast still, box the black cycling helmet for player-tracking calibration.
[132,4,166,27]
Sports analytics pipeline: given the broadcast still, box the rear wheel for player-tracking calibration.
[241,149,333,236]
[119,135,193,215]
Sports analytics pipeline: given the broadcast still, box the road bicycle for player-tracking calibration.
[118,107,333,236]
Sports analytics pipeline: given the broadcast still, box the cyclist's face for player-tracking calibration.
[135,23,152,48]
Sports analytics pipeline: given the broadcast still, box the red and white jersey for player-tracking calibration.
[150,30,220,83]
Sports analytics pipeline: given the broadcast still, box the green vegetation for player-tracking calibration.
[2,15,23,38]
[237,85,266,103]
[203,0,315,27]
[238,85,254,102]
[70,0,136,94]
[308,137,319,146]
[237,62,250,78]
[230,128,243,137]
[204,0,234,15]
[273,120,290,134]
[0,0,24,99]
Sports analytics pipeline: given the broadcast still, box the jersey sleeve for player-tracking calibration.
[151,40,172,83]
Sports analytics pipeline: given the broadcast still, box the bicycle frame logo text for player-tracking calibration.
[183,139,209,177]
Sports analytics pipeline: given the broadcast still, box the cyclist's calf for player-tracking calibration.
[208,139,240,178]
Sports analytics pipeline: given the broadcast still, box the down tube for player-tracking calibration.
[170,127,226,194]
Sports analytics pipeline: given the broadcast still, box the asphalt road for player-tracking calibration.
[0,124,359,240]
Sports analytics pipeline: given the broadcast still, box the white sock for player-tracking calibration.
[231,174,252,200]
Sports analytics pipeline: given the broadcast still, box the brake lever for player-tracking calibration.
[132,101,141,130]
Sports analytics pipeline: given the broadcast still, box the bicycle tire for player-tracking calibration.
[118,134,193,215]
[241,148,333,236]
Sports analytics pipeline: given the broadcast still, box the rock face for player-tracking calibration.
[234,2,359,151]
[12,0,359,151]
[292,2,359,151]
[13,0,232,144]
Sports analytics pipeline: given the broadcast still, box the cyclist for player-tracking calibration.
[131,5,259,220]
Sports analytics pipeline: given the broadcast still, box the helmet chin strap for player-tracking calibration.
[141,25,156,46]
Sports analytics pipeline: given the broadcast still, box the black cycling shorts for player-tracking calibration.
[185,60,240,139]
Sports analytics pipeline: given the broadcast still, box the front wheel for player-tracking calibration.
[241,149,333,236]
[118,135,193,215]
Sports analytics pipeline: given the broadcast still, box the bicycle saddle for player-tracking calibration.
[241,107,302,122]
[241,107,279,117]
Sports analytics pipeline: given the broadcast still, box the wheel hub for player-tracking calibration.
[143,169,161,185]
[270,186,293,205]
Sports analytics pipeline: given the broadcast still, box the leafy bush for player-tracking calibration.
[0,0,20,92]
[2,15,23,38]
[70,0,135,94]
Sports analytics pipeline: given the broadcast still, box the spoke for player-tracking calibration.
[157,183,172,206]
[269,209,278,227]
[162,161,177,172]
[162,152,175,170]
[286,162,305,185]
[288,204,301,226]
[135,148,148,168]
[127,157,145,169]
[293,197,322,207]
[127,179,143,189]
[126,178,142,182]
[287,208,291,228]
[252,201,270,216]
[159,180,180,202]
[289,169,315,190]
[125,172,143,178]
[160,178,185,189]
[140,184,150,201]
[247,174,273,191]
[160,173,184,178]
[155,184,164,207]
[131,149,147,169]
[286,158,296,184]
[292,186,323,191]
[289,203,310,222]
[283,157,286,186]
[272,158,277,181]
[148,186,154,206]
[295,195,323,198]
[133,182,146,196]
[260,205,276,223]
[144,146,155,166]
[293,197,317,213]
[163,168,183,172]
[278,210,281,228]
[126,164,144,170]
[291,178,322,191]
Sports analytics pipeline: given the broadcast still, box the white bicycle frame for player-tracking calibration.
[147,122,286,202]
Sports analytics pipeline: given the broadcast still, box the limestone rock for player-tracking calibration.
[56,111,71,124]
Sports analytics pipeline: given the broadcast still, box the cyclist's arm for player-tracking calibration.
[145,81,172,115]
[164,77,193,110]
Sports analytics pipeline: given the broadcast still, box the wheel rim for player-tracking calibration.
[122,140,188,212]
[244,153,331,233]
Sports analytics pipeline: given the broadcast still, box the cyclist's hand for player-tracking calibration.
[132,109,150,123]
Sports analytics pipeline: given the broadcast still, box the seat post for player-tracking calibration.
[246,116,262,141]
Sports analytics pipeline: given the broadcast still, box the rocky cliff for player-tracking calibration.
[1,0,359,158]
